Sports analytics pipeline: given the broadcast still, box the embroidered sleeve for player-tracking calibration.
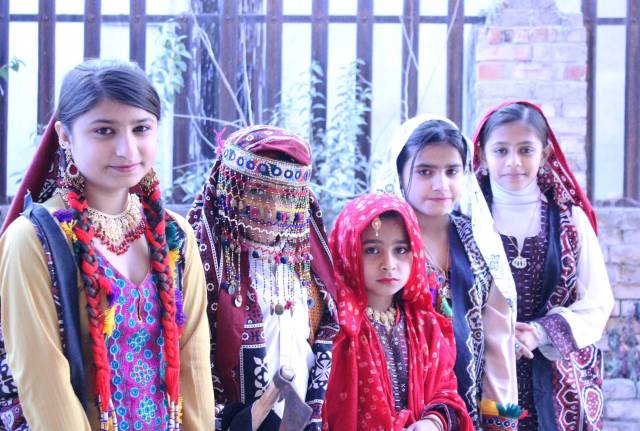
[536,313,577,357]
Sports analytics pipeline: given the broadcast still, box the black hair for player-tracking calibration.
[378,210,410,241]
[379,210,403,222]
[57,59,161,130]
[477,102,548,150]
[395,119,468,195]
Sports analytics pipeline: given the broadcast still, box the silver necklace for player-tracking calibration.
[504,202,539,270]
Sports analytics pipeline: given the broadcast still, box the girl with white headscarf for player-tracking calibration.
[371,116,523,430]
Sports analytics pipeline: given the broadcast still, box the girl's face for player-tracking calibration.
[56,98,158,196]
[400,143,465,218]
[360,216,413,309]
[481,121,546,192]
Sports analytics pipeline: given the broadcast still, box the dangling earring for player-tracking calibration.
[139,168,159,194]
[538,165,545,176]
[62,147,84,190]
[479,166,488,176]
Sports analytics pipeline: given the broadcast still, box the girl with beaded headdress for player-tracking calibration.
[187,126,337,430]
[473,101,613,431]
[371,116,522,430]
[0,59,214,430]
[322,193,473,431]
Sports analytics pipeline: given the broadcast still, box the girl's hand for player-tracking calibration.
[405,418,441,431]
[515,322,540,360]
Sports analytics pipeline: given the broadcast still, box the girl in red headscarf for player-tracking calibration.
[323,193,472,431]
[473,101,614,430]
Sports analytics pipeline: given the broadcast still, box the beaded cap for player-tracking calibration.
[212,127,314,314]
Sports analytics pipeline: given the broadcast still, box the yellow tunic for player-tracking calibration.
[0,195,214,430]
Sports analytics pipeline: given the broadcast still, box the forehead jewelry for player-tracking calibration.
[371,217,382,238]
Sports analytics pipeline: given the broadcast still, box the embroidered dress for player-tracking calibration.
[371,313,410,412]
[96,253,170,430]
[0,194,214,430]
[473,101,614,431]
[500,202,549,431]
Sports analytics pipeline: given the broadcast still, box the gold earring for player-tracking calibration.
[62,148,84,190]
[65,149,79,179]
[139,168,159,193]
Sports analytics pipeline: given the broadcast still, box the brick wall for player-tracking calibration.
[470,0,640,427]
[469,0,588,186]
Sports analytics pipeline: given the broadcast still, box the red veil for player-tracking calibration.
[322,193,472,431]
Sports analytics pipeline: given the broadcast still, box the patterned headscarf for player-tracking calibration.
[323,193,471,431]
[187,125,335,397]
[473,101,603,429]
[371,115,517,311]
[1,116,62,234]
[472,100,597,234]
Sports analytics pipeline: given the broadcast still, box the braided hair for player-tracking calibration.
[57,60,181,414]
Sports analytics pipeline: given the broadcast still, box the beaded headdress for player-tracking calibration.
[210,127,315,315]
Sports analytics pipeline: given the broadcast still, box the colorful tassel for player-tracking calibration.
[440,297,453,317]
[165,220,180,250]
[497,402,527,419]
[175,288,186,327]
[481,399,527,420]
[168,248,180,280]
[59,220,78,242]
[480,399,500,417]
[102,305,117,338]
[53,209,74,223]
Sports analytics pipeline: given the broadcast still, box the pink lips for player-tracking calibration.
[110,163,140,173]
[377,277,399,285]
[428,197,452,203]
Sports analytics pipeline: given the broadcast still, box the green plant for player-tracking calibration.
[149,20,192,112]
[269,60,372,227]
[0,57,25,96]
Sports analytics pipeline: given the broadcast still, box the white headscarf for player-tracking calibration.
[370,115,517,306]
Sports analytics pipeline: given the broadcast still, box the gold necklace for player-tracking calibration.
[365,303,397,333]
[87,193,146,255]
[503,202,539,270]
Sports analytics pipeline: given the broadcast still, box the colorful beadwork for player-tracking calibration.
[215,142,313,313]
[221,144,312,186]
